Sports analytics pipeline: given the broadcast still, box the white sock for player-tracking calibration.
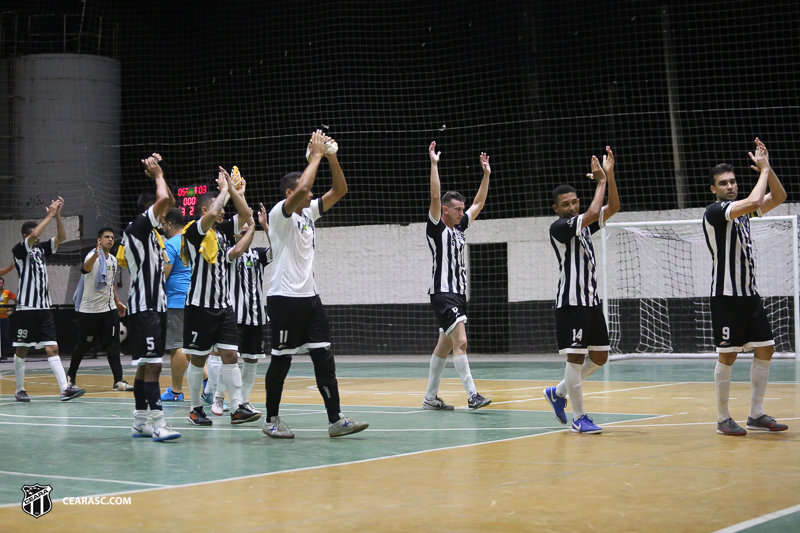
[564,362,584,420]
[221,363,243,408]
[715,362,733,423]
[241,361,258,404]
[133,409,149,425]
[425,355,447,400]
[750,358,770,419]
[48,355,68,392]
[187,363,205,408]
[452,354,477,396]
[206,355,222,393]
[151,410,166,429]
[582,359,602,380]
[14,355,25,392]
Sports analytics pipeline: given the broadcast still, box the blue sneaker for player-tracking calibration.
[543,386,568,425]
[201,390,214,405]
[160,387,184,402]
[571,414,602,434]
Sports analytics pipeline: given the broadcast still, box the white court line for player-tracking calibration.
[711,503,800,533]
[0,470,165,487]
[490,382,689,406]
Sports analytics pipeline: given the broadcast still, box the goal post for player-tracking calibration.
[600,216,800,361]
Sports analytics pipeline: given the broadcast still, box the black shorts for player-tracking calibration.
[555,305,610,355]
[11,309,57,348]
[430,292,468,336]
[238,324,266,359]
[76,310,121,353]
[267,295,331,355]
[183,305,239,355]
[710,295,774,353]
[128,310,167,363]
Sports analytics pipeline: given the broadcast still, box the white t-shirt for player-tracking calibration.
[267,198,322,297]
[78,250,118,313]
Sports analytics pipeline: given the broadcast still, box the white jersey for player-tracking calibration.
[267,198,322,297]
[77,250,118,313]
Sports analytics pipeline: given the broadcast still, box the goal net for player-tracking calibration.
[601,217,800,359]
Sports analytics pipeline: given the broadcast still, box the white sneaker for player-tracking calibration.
[152,424,181,442]
[211,395,225,416]
[328,414,369,438]
[114,380,134,392]
[132,420,153,438]
[262,416,294,439]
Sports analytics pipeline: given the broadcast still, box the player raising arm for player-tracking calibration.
[702,138,788,436]
[543,146,619,434]
[422,141,493,412]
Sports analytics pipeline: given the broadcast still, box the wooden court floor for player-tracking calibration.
[0,358,798,532]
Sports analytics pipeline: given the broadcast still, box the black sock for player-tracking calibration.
[310,349,340,424]
[265,355,292,420]
[133,379,147,410]
[144,381,162,411]
[67,349,86,384]
[107,352,124,384]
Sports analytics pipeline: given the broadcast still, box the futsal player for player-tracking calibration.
[68,227,132,391]
[161,208,193,401]
[124,153,180,441]
[182,168,260,426]
[422,141,493,411]
[222,203,272,414]
[702,138,788,436]
[262,129,368,439]
[11,197,85,402]
[543,147,620,434]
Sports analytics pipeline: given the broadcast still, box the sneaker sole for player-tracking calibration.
[330,422,369,438]
[60,389,86,402]
[262,428,295,439]
[231,413,262,425]
[188,417,213,426]
[131,432,152,438]
[422,403,454,411]
[161,397,184,401]
[572,427,603,434]
[716,429,747,436]
[746,425,787,432]
[468,399,492,410]
[153,433,181,442]
[543,390,568,425]
[15,397,31,403]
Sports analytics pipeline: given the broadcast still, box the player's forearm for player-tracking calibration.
[767,169,787,204]
[605,172,620,215]
[472,171,491,209]
[745,168,770,207]
[29,213,54,241]
[328,155,348,197]
[0,263,14,277]
[208,191,230,217]
[227,185,250,223]
[430,164,441,199]
[583,180,607,226]
[83,253,98,272]
[153,176,175,216]
[229,228,255,260]
[54,214,67,245]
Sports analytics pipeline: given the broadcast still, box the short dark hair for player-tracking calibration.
[21,221,37,236]
[441,191,465,206]
[164,208,184,226]
[709,163,734,186]
[552,184,577,205]
[137,191,157,213]
[97,227,115,239]
[280,172,302,195]
[197,191,219,211]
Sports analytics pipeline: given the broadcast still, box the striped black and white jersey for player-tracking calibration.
[549,207,606,308]
[229,246,272,326]
[702,201,761,297]
[427,211,472,295]
[184,216,238,309]
[12,237,57,310]
[123,206,168,314]
[268,199,322,298]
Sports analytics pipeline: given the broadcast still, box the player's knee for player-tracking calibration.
[266,355,292,384]
[310,348,336,381]
[45,345,59,357]
[590,351,608,366]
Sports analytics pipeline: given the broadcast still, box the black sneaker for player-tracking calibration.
[60,386,86,402]
[15,390,30,402]
[230,403,262,425]
[189,406,213,426]
[468,392,492,410]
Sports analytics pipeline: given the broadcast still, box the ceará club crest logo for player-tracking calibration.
[21,484,53,518]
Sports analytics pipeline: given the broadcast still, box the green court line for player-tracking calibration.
[0,397,649,507]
